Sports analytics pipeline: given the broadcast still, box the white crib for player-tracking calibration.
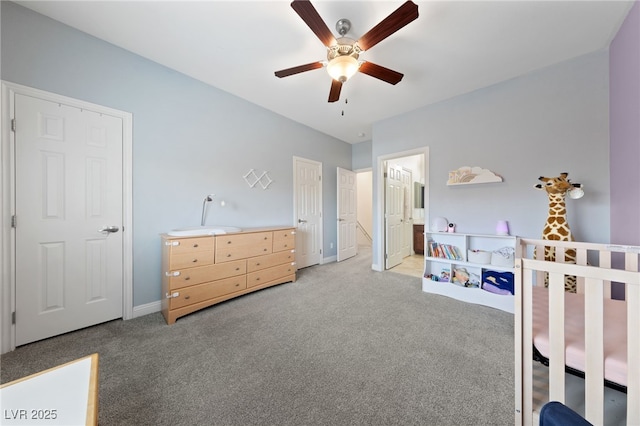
[514,238,640,425]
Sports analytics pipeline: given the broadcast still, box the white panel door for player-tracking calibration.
[294,157,322,268]
[337,167,357,262]
[385,164,404,269]
[15,94,123,346]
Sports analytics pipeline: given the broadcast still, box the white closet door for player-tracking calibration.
[15,93,124,346]
[337,167,357,262]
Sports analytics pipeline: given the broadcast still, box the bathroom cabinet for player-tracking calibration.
[413,224,424,254]
[161,226,296,324]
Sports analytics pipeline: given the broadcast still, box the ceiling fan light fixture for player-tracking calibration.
[327,55,360,83]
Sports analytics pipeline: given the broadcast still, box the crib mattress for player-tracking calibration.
[532,286,628,387]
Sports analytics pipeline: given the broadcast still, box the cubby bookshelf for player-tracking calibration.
[422,232,517,313]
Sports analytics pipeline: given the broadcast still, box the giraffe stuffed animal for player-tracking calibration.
[535,172,584,293]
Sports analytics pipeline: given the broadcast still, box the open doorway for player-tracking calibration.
[356,169,373,249]
[373,148,429,277]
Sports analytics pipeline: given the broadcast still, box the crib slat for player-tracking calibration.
[575,248,587,294]
[548,271,565,403]
[628,284,640,425]
[598,250,611,299]
[583,277,604,424]
[522,265,534,426]
[627,252,640,425]
[534,244,545,287]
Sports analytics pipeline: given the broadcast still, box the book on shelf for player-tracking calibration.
[439,267,451,282]
[426,240,461,260]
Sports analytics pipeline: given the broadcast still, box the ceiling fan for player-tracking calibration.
[274,0,419,103]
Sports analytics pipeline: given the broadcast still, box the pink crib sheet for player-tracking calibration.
[532,286,628,387]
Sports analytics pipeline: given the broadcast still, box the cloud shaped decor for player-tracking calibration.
[447,166,503,185]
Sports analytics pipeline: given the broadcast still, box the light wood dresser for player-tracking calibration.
[161,226,296,324]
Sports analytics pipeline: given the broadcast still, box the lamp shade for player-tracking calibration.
[496,220,510,236]
[327,56,359,82]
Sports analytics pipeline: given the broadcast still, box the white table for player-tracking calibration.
[1,353,99,425]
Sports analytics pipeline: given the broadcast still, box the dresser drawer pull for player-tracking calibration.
[227,254,232,257]
[256,262,261,266]
[264,237,268,240]
[193,243,199,248]
[236,267,240,271]
[192,259,198,263]
[235,283,240,287]
[184,277,190,281]
[283,244,288,248]
[263,248,267,251]
[184,295,190,300]
[227,241,232,244]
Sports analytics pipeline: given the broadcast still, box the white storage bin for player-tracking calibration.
[491,250,514,267]
[468,249,491,264]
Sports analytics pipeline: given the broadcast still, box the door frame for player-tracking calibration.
[374,147,429,272]
[1,81,134,353]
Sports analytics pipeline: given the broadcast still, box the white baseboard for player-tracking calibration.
[132,301,161,318]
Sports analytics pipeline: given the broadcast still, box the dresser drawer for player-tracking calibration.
[169,250,215,270]
[167,259,246,290]
[246,250,295,273]
[165,237,214,254]
[273,229,295,252]
[246,263,296,288]
[169,275,247,310]
[216,232,272,262]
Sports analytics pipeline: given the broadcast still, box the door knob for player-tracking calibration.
[98,225,120,233]
[298,219,307,223]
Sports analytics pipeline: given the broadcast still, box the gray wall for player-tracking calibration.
[371,50,611,267]
[351,140,372,171]
[1,2,351,307]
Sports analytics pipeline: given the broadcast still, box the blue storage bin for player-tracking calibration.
[481,270,514,295]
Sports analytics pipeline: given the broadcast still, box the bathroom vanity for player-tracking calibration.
[161,226,296,324]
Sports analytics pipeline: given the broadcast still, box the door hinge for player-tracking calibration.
[12,312,16,324]
[320,249,322,254]
[11,215,16,228]
[11,119,16,132]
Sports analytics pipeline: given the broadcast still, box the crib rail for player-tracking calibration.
[514,238,640,426]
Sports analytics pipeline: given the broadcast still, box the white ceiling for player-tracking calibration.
[17,1,634,144]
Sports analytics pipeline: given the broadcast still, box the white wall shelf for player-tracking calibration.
[446,166,503,185]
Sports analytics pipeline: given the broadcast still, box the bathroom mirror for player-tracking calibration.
[414,182,424,209]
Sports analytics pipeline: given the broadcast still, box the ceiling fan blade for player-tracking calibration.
[358,62,404,85]
[275,62,323,78]
[357,1,419,51]
[291,0,336,47]
[328,79,342,103]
